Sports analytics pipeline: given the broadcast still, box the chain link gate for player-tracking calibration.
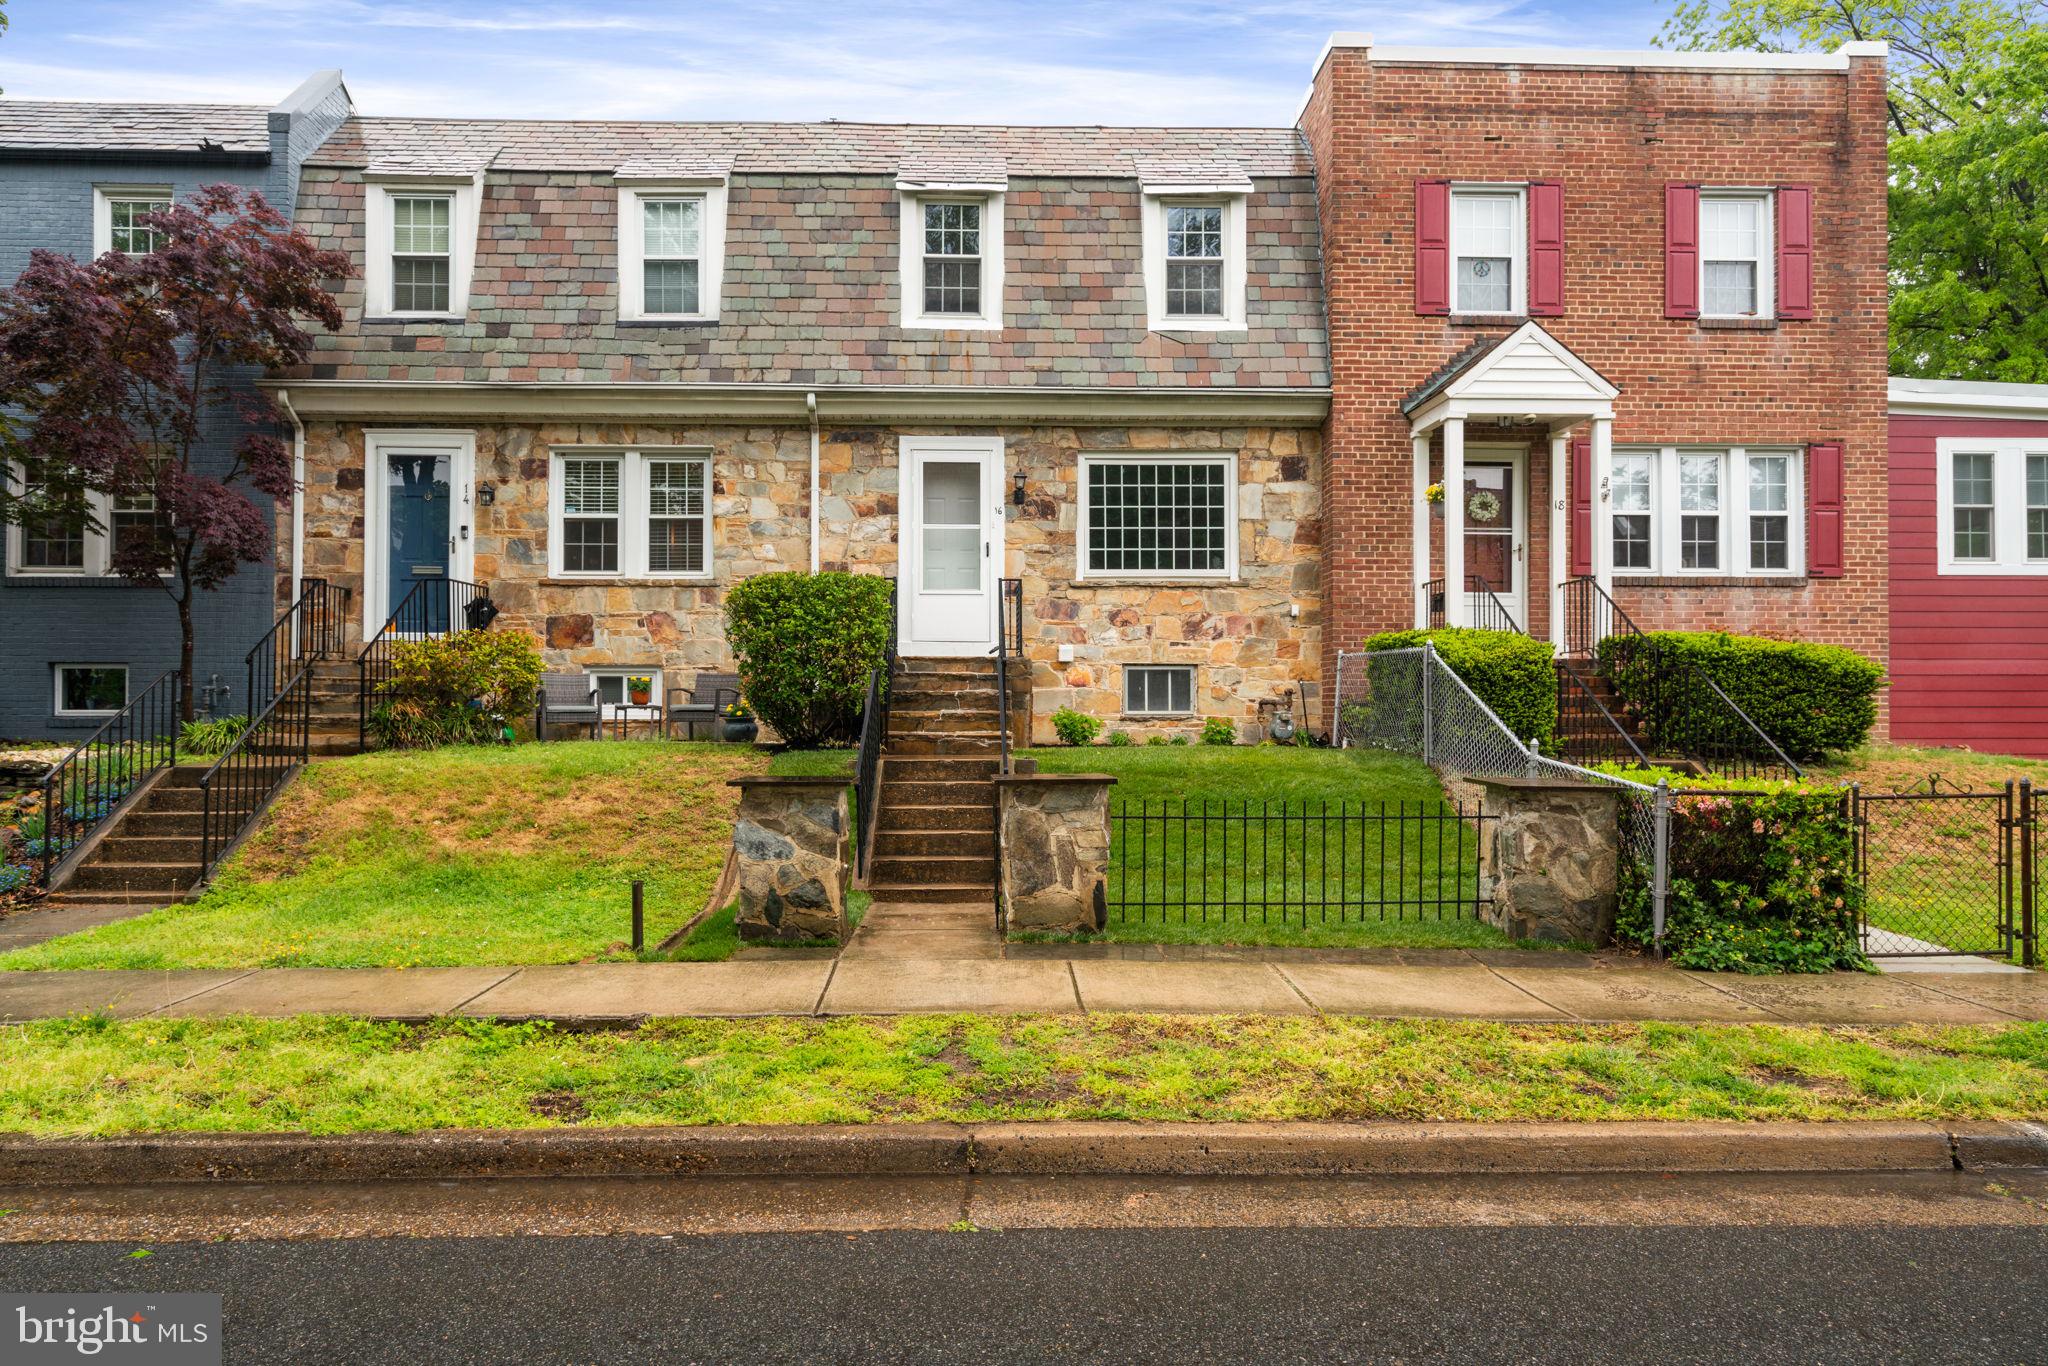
[1851,777,2037,965]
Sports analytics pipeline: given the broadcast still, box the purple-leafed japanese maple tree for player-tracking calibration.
[0,183,352,722]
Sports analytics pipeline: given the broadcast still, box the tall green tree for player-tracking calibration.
[1660,0,2048,380]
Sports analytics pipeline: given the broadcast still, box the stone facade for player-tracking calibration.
[288,418,1324,742]
[729,776,850,943]
[1474,777,1621,945]
[996,773,1113,934]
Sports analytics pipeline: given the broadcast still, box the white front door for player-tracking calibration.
[900,436,1003,656]
[1461,446,1528,629]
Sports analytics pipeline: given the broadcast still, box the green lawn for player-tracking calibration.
[1022,745,1521,950]
[0,742,766,970]
[5,1014,2048,1136]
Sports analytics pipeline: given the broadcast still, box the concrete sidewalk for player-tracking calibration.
[3,957,2046,1025]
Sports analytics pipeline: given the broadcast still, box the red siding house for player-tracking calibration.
[1888,379,2048,758]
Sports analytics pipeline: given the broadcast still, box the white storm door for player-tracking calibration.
[901,436,1003,656]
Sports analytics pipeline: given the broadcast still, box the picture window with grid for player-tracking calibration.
[1124,665,1194,716]
[107,196,169,256]
[1082,457,1232,577]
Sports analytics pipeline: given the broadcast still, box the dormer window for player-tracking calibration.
[1164,205,1225,318]
[390,195,452,313]
[921,202,983,317]
[363,176,479,321]
[616,180,727,323]
[1140,186,1248,333]
[897,187,1005,330]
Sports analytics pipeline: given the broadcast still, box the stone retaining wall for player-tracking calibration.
[997,773,1113,935]
[728,777,851,944]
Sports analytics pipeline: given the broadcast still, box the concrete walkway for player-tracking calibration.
[3,956,2047,1025]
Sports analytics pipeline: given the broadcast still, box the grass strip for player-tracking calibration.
[4,1014,2048,1137]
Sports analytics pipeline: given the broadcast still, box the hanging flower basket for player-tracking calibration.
[1424,482,1445,519]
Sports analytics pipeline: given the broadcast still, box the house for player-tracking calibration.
[261,34,1892,747]
[1887,378,2048,759]
[0,71,354,740]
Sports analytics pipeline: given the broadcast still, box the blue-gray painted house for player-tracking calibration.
[0,71,352,740]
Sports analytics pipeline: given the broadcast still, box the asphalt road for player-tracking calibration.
[6,1221,2048,1364]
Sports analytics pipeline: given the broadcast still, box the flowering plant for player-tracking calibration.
[1423,482,1446,505]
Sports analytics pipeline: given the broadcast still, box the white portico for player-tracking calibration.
[1400,322,1620,646]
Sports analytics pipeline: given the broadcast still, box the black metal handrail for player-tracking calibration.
[247,577,351,722]
[852,579,899,880]
[1422,575,1521,633]
[1558,575,1802,779]
[34,670,181,888]
[356,576,489,746]
[197,660,312,882]
[1554,656,1649,768]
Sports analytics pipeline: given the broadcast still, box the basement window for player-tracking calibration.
[54,664,127,717]
[1124,665,1194,716]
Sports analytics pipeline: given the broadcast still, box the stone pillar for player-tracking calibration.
[995,773,1113,935]
[1473,776,1621,945]
[727,776,851,943]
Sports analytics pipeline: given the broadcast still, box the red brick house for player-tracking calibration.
[1299,35,1890,711]
[1888,379,2048,758]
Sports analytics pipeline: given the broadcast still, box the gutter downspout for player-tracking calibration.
[807,390,821,573]
[276,388,306,658]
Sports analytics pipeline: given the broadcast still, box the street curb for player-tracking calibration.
[2,1119,2042,1186]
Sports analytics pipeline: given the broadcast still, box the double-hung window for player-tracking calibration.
[93,186,171,259]
[641,199,702,316]
[1079,454,1236,580]
[365,180,475,319]
[390,195,452,313]
[898,189,1004,329]
[1700,191,1773,318]
[1937,439,2048,574]
[1450,186,1524,315]
[550,448,714,579]
[1141,188,1247,332]
[1164,205,1225,318]
[922,201,982,317]
[616,182,725,323]
[1608,446,1804,577]
[3,461,161,579]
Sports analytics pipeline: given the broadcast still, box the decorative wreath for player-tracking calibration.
[1467,490,1503,523]
[1471,261,1492,278]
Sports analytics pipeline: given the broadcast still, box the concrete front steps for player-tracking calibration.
[39,764,260,910]
[863,658,1009,906]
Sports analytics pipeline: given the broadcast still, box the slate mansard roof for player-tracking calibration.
[294,118,1329,392]
[0,101,272,157]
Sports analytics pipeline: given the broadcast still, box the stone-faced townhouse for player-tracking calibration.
[1299,36,1891,716]
[272,121,1329,739]
[0,71,353,740]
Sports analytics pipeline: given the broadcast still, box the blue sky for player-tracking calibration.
[0,0,1676,124]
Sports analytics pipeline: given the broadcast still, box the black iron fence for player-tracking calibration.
[356,577,490,746]
[34,670,182,887]
[198,664,312,882]
[247,576,351,720]
[1107,797,1495,924]
[1852,777,2037,964]
[1422,574,1521,634]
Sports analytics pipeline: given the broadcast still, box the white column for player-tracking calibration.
[1548,430,1569,650]
[1442,417,1467,627]
[1411,430,1431,629]
[1592,415,1615,603]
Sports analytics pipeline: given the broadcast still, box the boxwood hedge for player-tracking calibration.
[723,572,895,747]
[1363,627,1558,747]
[1596,631,1882,763]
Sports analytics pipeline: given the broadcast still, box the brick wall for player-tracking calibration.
[1301,47,1891,728]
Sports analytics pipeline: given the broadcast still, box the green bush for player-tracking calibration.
[370,629,542,749]
[722,572,895,748]
[1051,707,1102,746]
[1200,717,1235,746]
[1364,627,1558,747]
[1614,784,1866,974]
[1107,731,1133,747]
[1597,631,1882,763]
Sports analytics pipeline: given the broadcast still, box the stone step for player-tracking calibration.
[121,810,207,837]
[40,889,192,909]
[99,833,206,864]
[878,779,997,809]
[883,757,998,783]
[872,829,995,860]
[892,686,1001,710]
[860,881,998,904]
[889,707,1001,731]
[886,733,1002,757]
[868,853,996,886]
[877,803,994,833]
[68,860,201,894]
[160,765,217,790]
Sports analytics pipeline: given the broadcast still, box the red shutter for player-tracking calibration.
[1777,185,1814,320]
[1664,183,1701,319]
[1528,180,1564,316]
[1806,440,1844,578]
[1570,432,1593,577]
[1415,179,1451,316]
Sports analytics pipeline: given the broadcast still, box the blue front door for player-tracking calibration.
[387,453,451,631]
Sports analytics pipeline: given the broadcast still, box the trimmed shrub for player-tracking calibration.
[1201,717,1235,745]
[1051,707,1102,746]
[1613,782,1866,974]
[722,572,895,748]
[371,629,543,749]
[1364,627,1558,747]
[1597,631,1882,763]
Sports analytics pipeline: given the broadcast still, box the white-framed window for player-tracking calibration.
[1450,185,1525,316]
[587,668,664,718]
[1124,665,1195,716]
[1609,446,1805,577]
[548,448,714,579]
[898,190,1004,329]
[4,462,159,579]
[1699,190,1774,319]
[363,178,478,320]
[92,185,171,258]
[616,181,727,323]
[53,664,127,718]
[1936,438,2048,574]
[1077,453,1237,580]
[1140,191,1247,332]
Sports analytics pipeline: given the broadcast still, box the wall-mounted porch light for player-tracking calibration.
[1013,471,1028,507]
